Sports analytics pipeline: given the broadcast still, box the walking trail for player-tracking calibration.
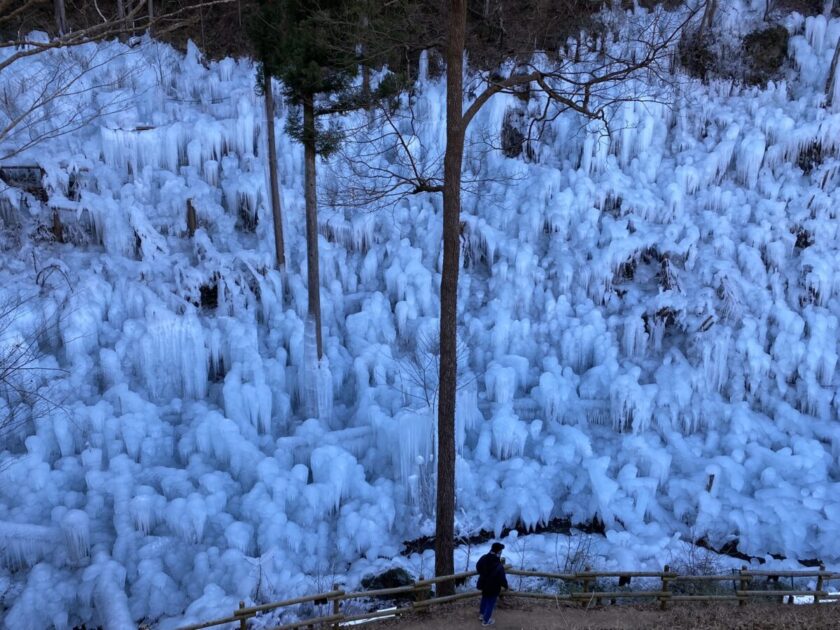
[376,597,840,629]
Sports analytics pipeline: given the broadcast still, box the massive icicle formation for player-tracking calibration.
[2,6,840,629]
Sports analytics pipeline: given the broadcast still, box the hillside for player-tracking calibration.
[1,3,840,628]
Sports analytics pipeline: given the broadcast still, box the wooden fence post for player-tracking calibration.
[413,576,428,611]
[613,575,630,605]
[52,209,64,243]
[815,563,825,605]
[660,565,671,611]
[768,575,782,604]
[187,199,197,237]
[738,566,748,607]
[581,566,591,608]
[238,601,247,630]
[331,583,341,629]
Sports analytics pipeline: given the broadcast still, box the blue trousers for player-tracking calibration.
[479,594,498,623]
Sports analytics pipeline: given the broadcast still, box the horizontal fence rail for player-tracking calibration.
[178,565,840,630]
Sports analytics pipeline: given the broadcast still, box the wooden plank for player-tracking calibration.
[266,613,343,630]
[736,590,830,598]
[339,608,404,624]
[572,571,667,579]
[503,591,572,601]
[236,590,343,616]
[742,570,831,578]
[669,595,740,601]
[671,575,744,582]
[414,572,476,587]
[177,614,241,630]
[571,591,669,599]
[340,585,416,600]
[411,591,480,608]
[507,569,578,580]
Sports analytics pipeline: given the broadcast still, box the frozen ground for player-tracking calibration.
[1,2,840,629]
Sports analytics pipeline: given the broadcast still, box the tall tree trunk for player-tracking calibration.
[827,34,840,110]
[303,95,323,359]
[434,0,466,596]
[700,0,717,33]
[263,66,286,270]
[116,0,127,41]
[147,0,154,36]
[54,0,67,36]
[360,13,371,106]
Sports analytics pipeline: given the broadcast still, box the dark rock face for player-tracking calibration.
[775,0,831,16]
[679,23,791,87]
[501,109,527,159]
[360,567,414,591]
[743,25,789,85]
[677,31,717,82]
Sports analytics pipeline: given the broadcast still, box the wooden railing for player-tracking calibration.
[178,565,840,630]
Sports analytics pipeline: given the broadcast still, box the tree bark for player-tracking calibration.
[147,0,154,36]
[701,0,717,33]
[264,66,286,270]
[116,0,127,41]
[303,95,323,359]
[54,0,67,36]
[827,34,840,109]
[434,0,466,596]
[186,198,197,237]
[360,14,371,106]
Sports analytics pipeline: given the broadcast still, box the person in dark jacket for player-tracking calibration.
[476,542,508,626]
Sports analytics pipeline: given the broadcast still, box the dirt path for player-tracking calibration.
[376,597,840,629]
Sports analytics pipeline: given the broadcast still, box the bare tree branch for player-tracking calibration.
[0,0,237,74]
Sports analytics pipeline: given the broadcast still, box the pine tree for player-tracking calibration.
[250,0,358,361]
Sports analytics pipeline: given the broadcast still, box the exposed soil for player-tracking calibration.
[377,597,840,629]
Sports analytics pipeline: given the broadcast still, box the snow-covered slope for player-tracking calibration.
[1,5,840,629]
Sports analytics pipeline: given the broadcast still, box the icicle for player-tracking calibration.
[234,96,256,155]
[86,557,135,629]
[394,409,434,481]
[130,488,163,535]
[622,313,648,358]
[491,403,528,459]
[418,50,429,83]
[0,521,57,569]
[310,446,361,512]
[736,131,766,189]
[609,371,653,433]
[138,313,208,402]
[485,363,517,404]
[702,330,730,393]
[60,509,90,562]
[456,383,481,451]
[805,15,828,54]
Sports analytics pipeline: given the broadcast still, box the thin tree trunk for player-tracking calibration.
[360,14,371,106]
[54,0,67,36]
[827,35,840,109]
[303,95,323,359]
[434,0,466,596]
[186,199,197,237]
[361,64,371,104]
[264,66,286,270]
[116,0,127,41]
[147,0,154,36]
[701,0,717,33]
